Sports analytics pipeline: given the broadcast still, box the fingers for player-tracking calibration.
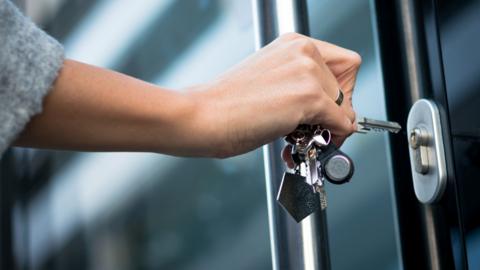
[275,33,358,138]
[339,90,356,123]
[313,92,356,137]
[308,37,360,123]
[308,38,362,77]
[301,39,357,124]
[332,135,346,147]
[308,47,341,101]
[274,34,360,167]
[297,39,355,135]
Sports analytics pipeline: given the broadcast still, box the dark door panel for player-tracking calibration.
[437,0,480,268]
[375,0,472,268]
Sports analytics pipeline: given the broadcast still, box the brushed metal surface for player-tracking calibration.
[252,1,331,269]
[407,99,447,203]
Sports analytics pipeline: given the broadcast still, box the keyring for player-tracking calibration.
[312,129,331,148]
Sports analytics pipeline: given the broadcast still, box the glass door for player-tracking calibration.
[255,1,402,269]
[375,0,480,269]
[257,0,478,269]
[435,0,480,268]
[307,1,402,269]
[1,1,272,270]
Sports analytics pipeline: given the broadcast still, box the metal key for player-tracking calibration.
[356,117,402,134]
[305,146,328,211]
[314,178,328,210]
[278,124,359,222]
[309,128,330,210]
[305,148,318,188]
[278,117,401,222]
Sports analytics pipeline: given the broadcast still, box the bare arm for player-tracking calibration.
[14,60,209,156]
[15,33,361,158]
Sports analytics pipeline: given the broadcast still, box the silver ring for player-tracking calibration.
[335,88,344,106]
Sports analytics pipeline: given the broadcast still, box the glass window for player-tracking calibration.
[437,0,480,268]
[307,1,402,269]
[13,1,272,269]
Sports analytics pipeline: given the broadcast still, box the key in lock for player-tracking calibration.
[409,126,430,174]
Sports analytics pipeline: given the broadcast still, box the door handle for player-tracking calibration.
[406,99,447,203]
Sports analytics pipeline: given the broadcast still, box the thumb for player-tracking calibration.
[314,97,355,137]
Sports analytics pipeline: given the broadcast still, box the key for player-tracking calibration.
[278,132,323,222]
[278,115,401,223]
[278,126,341,222]
[314,178,328,210]
[305,148,318,188]
[312,128,331,148]
[356,117,402,134]
[284,125,313,145]
[308,129,329,210]
[286,127,314,164]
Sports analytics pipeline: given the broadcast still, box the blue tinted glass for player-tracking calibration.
[13,1,272,269]
[437,0,480,268]
[307,1,401,269]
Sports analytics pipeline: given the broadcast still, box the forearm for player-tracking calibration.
[13,34,361,159]
[14,60,212,156]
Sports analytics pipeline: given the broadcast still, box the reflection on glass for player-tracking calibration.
[307,0,401,269]
[12,1,271,269]
[437,1,480,268]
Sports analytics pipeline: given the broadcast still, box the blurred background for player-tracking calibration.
[1,0,402,269]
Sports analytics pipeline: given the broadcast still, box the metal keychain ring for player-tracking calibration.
[322,129,331,144]
[313,129,331,147]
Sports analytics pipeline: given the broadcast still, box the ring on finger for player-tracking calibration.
[335,88,344,106]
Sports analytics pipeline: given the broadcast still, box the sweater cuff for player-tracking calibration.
[0,0,65,155]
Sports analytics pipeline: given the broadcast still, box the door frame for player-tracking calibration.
[374,0,467,268]
[254,0,469,269]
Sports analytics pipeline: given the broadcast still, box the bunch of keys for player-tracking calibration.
[277,117,401,223]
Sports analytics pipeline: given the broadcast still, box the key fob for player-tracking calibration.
[277,172,321,222]
[317,143,354,185]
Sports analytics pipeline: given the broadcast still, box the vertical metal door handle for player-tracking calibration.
[252,0,331,269]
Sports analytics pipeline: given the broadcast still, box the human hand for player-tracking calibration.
[280,37,362,167]
[189,33,361,158]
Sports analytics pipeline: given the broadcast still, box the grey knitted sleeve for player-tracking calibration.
[0,0,64,156]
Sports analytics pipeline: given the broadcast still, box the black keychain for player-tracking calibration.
[277,127,354,223]
[277,170,321,223]
[317,142,354,185]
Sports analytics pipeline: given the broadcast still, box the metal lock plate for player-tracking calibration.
[407,99,447,203]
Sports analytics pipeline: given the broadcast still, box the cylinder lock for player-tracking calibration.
[406,99,447,204]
